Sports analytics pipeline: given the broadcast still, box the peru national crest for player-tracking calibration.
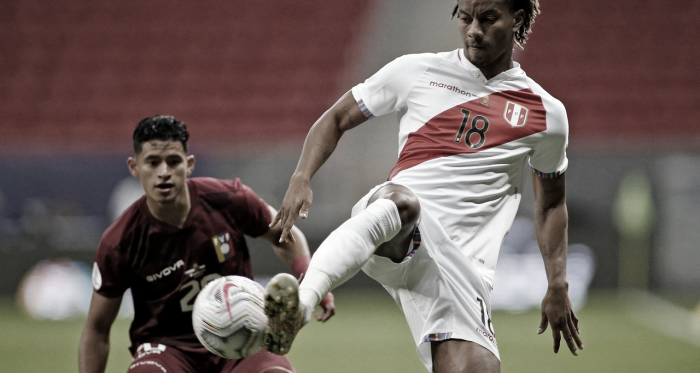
[503,101,529,127]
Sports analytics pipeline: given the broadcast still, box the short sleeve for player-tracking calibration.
[236,182,272,238]
[351,54,433,119]
[529,99,569,178]
[93,241,129,298]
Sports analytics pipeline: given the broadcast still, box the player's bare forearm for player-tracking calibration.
[272,91,368,242]
[263,206,310,259]
[79,291,122,373]
[531,171,583,356]
[78,327,110,373]
[535,202,568,289]
[532,171,568,287]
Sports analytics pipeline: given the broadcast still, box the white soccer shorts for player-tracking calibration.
[356,181,500,372]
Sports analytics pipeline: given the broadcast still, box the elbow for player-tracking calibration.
[534,199,568,229]
[537,196,567,216]
[315,109,345,134]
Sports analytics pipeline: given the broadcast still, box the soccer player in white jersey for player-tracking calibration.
[264,0,583,371]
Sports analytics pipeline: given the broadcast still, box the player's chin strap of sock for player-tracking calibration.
[298,198,402,324]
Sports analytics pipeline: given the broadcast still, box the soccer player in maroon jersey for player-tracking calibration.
[78,115,335,373]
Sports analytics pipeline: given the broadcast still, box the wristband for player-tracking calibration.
[291,256,311,281]
[320,292,335,308]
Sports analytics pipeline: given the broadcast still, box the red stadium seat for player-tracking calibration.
[0,0,373,154]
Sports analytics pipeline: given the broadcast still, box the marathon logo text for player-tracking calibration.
[430,81,475,97]
[146,260,185,282]
[476,326,497,346]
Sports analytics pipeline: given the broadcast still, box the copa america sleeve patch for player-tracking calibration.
[532,167,563,179]
[92,262,102,290]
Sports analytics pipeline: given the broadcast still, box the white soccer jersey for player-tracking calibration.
[352,49,568,282]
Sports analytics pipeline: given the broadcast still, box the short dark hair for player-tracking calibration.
[451,0,541,50]
[133,115,190,154]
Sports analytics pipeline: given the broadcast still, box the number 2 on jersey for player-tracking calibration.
[180,273,220,312]
[454,108,490,149]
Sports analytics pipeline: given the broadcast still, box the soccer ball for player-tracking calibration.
[192,275,268,359]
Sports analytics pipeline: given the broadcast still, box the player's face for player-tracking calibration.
[457,0,523,78]
[128,140,195,206]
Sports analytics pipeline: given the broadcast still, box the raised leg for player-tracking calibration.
[368,184,421,263]
[264,184,420,355]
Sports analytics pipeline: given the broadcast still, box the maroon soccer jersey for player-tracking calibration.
[92,177,272,352]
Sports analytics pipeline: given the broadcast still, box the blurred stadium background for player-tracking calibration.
[1,0,699,372]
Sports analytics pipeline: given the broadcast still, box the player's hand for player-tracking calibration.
[537,285,583,356]
[270,177,313,243]
[316,292,335,322]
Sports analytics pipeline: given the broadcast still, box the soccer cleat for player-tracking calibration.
[264,273,304,355]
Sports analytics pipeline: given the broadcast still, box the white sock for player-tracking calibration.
[299,198,402,323]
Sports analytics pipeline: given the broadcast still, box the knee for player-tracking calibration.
[392,192,420,227]
[369,185,420,227]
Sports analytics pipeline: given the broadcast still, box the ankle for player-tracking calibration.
[299,289,317,325]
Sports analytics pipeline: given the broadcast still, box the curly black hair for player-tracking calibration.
[133,115,189,154]
[451,0,541,50]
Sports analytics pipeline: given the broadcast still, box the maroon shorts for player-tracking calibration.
[128,343,295,373]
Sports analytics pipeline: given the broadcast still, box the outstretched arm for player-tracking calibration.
[270,91,369,243]
[260,205,335,322]
[531,170,584,356]
[78,291,122,373]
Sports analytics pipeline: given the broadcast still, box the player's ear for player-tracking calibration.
[512,9,525,33]
[186,155,195,176]
[127,157,139,178]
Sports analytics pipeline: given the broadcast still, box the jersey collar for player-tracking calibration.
[457,48,524,83]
